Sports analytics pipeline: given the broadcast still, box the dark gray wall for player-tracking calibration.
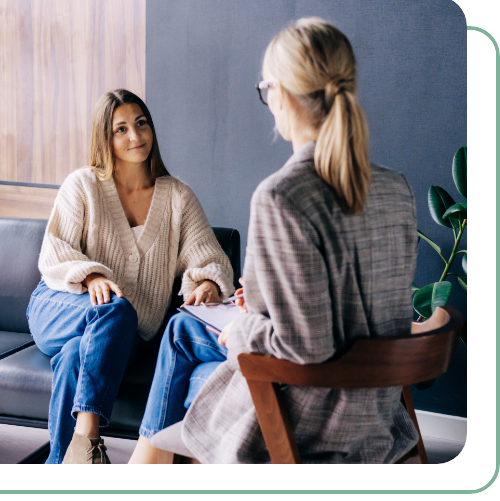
[146,0,467,417]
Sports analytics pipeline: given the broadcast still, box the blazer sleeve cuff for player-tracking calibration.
[226,313,258,370]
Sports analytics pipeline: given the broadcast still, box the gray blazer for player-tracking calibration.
[182,142,419,463]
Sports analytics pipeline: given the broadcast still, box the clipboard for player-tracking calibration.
[178,303,241,333]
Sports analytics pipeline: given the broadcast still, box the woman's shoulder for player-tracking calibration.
[56,167,100,201]
[253,156,318,207]
[157,174,198,201]
[369,163,413,197]
[60,167,100,189]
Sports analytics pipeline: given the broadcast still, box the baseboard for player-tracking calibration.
[415,410,496,443]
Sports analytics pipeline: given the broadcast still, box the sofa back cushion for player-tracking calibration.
[0,218,47,333]
[0,218,241,334]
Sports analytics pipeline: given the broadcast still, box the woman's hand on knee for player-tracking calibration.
[183,280,220,306]
[83,273,123,306]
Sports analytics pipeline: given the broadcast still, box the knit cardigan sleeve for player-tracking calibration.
[38,176,113,294]
[175,185,235,300]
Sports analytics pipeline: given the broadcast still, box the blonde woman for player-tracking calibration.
[133,18,420,464]
[26,89,234,464]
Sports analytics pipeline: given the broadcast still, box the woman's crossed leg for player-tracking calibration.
[28,280,139,464]
[129,313,227,463]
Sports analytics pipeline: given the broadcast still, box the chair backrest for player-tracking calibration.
[238,306,463,464]
[238,306,463,389]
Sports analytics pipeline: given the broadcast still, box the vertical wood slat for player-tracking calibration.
[0,0,145,186]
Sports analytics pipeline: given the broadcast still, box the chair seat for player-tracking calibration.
[150,421,195,458]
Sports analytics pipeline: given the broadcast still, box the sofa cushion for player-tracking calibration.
[0,220,240,436]
[0,341,158,431]
[0,331,34,360]
[0,344,52,420]
[0,218,47,333]
[212,227,241,289]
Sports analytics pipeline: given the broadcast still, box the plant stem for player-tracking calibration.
[439,219,466,283]
[414,220,466,324]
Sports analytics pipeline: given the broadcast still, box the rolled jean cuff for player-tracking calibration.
[139,425,158,440]
[72,404,111,428]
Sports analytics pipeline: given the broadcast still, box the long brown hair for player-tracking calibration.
[263,18,370,214]
[89,89,169,180]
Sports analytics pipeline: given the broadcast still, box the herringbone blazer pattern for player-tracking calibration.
[183,142,420,463]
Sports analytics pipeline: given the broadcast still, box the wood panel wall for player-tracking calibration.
[0,184,57,219]
[0,0,145,194]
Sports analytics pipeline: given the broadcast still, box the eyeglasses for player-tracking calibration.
[255,81,276,105]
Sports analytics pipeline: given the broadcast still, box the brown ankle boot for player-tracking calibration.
[62,431,111,464]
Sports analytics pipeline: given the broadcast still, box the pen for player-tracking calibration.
[201,293,245,307]
[227,293,245,301]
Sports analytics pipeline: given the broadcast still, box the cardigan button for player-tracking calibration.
[123,286,133,296]
[129,254,138,263]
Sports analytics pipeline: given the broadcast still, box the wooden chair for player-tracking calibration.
[237,306,463,464]
[151,306,462,464]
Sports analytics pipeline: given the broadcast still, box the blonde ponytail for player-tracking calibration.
[263,18,371,214]
[315,78,370,214]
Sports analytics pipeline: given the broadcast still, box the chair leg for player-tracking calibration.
[245,379,302,464]
[401,385,428,464]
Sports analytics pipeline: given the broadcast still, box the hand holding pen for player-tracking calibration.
[202,278,247,314]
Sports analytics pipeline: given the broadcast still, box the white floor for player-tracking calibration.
[0,411,496,471]
[0,424,136,471]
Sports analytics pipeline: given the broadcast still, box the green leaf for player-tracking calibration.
[428,186,457,228]
[457,276,497,294]
[413,379,436,391]
[443,202,467,223]
[417,230,442,254]
[411,283,419,297]
[413,281,452,319]
[452,147,467,198]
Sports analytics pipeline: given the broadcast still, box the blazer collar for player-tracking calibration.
[283,141,316,169]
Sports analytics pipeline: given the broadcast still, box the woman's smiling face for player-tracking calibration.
[112,103,153,166]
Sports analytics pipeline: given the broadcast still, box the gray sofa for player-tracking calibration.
[0,217,240,463]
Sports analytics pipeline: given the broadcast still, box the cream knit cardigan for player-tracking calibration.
[39,168,235,341]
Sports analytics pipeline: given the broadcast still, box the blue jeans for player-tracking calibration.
[27,280,140,464]
[139,313,228,438]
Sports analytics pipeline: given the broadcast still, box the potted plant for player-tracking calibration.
[411,147,467,389]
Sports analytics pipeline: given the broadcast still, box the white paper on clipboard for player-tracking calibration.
[179,303,242,333]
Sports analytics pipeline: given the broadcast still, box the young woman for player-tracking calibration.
[132,18,420,464]
[27,89,234,464]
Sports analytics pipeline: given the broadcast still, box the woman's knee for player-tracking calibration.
[97,296,138,332]
[165,312,205,340]
[161,313,227,361]
[158,313,192,354]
